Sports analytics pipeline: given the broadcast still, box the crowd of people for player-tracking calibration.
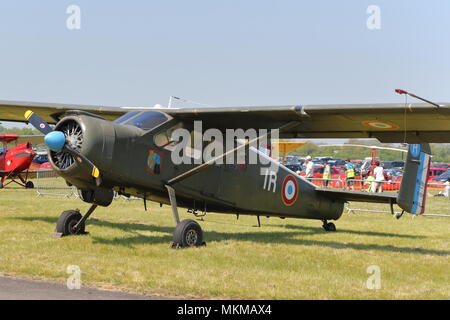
[299,156,387,193]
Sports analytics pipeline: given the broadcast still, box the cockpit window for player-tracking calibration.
[113,111,140,124]
[123,111,169,131]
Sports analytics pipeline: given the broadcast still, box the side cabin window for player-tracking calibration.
[153,123,208,161]
[154,122,184,151]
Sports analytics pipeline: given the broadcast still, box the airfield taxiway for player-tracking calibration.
[0,276,167,300]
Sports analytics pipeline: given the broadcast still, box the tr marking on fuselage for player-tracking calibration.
[262,168,277,193]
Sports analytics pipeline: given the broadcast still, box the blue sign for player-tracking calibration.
[410,144,421,158]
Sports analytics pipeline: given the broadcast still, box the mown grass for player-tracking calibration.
[0,186,449,299]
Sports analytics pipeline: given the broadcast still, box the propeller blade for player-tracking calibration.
[64,146,102,186]
[24,110,53,135]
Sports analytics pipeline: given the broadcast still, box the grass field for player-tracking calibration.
[0,186,449,299]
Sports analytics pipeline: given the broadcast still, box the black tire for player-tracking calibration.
[323,222,336,232]
[25,181,34,189]
[173,219,203,248]
[55,210,85,236]
[0,180,3,189]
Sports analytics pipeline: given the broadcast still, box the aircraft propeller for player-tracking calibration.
[24,110,102,186]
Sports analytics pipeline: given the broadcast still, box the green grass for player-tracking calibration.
[0,187,449,299]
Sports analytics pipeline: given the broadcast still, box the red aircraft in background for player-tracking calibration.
[0,133,45,189]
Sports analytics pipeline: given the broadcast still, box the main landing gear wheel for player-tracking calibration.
[55,210,86,236]
[0,180,3,189]
[25,181,34,189]
[172,219,205,248]
[322,221,336,232]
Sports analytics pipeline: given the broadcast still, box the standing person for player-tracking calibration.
[444,179,450,197]
[305,156,314,180]
[323,161,331,188]
[372,161,385,193]
[365,175,375,192]
[345,159,355,190]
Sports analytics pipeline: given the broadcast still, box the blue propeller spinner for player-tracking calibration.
[44,131,66,152]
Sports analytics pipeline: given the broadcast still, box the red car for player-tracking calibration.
[300,165,365,189]
[384,166,447,191]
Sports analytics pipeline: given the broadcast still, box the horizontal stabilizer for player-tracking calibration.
[316,189,397,204]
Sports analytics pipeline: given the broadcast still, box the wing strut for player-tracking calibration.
[166,121,299,186]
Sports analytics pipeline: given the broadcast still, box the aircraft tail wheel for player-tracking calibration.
[172,219,205,248]
[322,221,336,232]
[55,210,86,237]
[25,181,34,189]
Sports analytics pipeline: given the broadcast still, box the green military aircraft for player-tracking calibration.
[0,90,445,247]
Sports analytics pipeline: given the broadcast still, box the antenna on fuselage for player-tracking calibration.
[167,96,219,109]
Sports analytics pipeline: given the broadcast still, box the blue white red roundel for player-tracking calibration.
[281,175,298,206]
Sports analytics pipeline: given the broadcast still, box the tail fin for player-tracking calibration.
[397,143,432,214]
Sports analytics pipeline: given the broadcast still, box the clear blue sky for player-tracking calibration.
[0,0,449,111]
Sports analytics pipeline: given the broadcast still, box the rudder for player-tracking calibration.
[397,143,432,214]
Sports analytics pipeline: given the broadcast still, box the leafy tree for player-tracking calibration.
[0,125,40,135]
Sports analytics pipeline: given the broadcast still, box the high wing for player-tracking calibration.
[163,103,450,143]
[0,100,127,124]
[2,99,450,143]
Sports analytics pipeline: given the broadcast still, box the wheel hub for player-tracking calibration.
[185,229,198,246]
[68,219,79,234]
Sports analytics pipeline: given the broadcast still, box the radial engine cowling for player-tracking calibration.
[48,114,118,190]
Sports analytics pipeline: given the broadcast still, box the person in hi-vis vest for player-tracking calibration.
[345,159,355,190]
[323,161,331,188]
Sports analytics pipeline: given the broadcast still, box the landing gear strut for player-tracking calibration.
[322,220,336,232]
[0,172,33,189]
[166,185,205,248]
[53,204,97,237]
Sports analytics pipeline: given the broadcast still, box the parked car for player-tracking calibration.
[327,159,346,168]
[432,170,450,181]
[285,163,303,173]
[388,166,448,190]
[429,167,447,180]
[381,161,405,169]
[299,165,361,189]
[431,163,450,171]
[429,170,450,189]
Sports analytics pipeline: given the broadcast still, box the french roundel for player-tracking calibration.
[281,175,298,206]
[361,120,399,130]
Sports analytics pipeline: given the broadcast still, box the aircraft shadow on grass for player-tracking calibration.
[275,224,426,239]
[12,216,449,256]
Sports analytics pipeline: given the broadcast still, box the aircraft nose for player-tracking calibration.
[44,131,65,151]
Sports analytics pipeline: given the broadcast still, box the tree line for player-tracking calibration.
[289,139,450,163]
[0,125,40,136]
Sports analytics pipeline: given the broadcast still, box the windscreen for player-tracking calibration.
[113,111,140,124]
[123,111,169,131]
